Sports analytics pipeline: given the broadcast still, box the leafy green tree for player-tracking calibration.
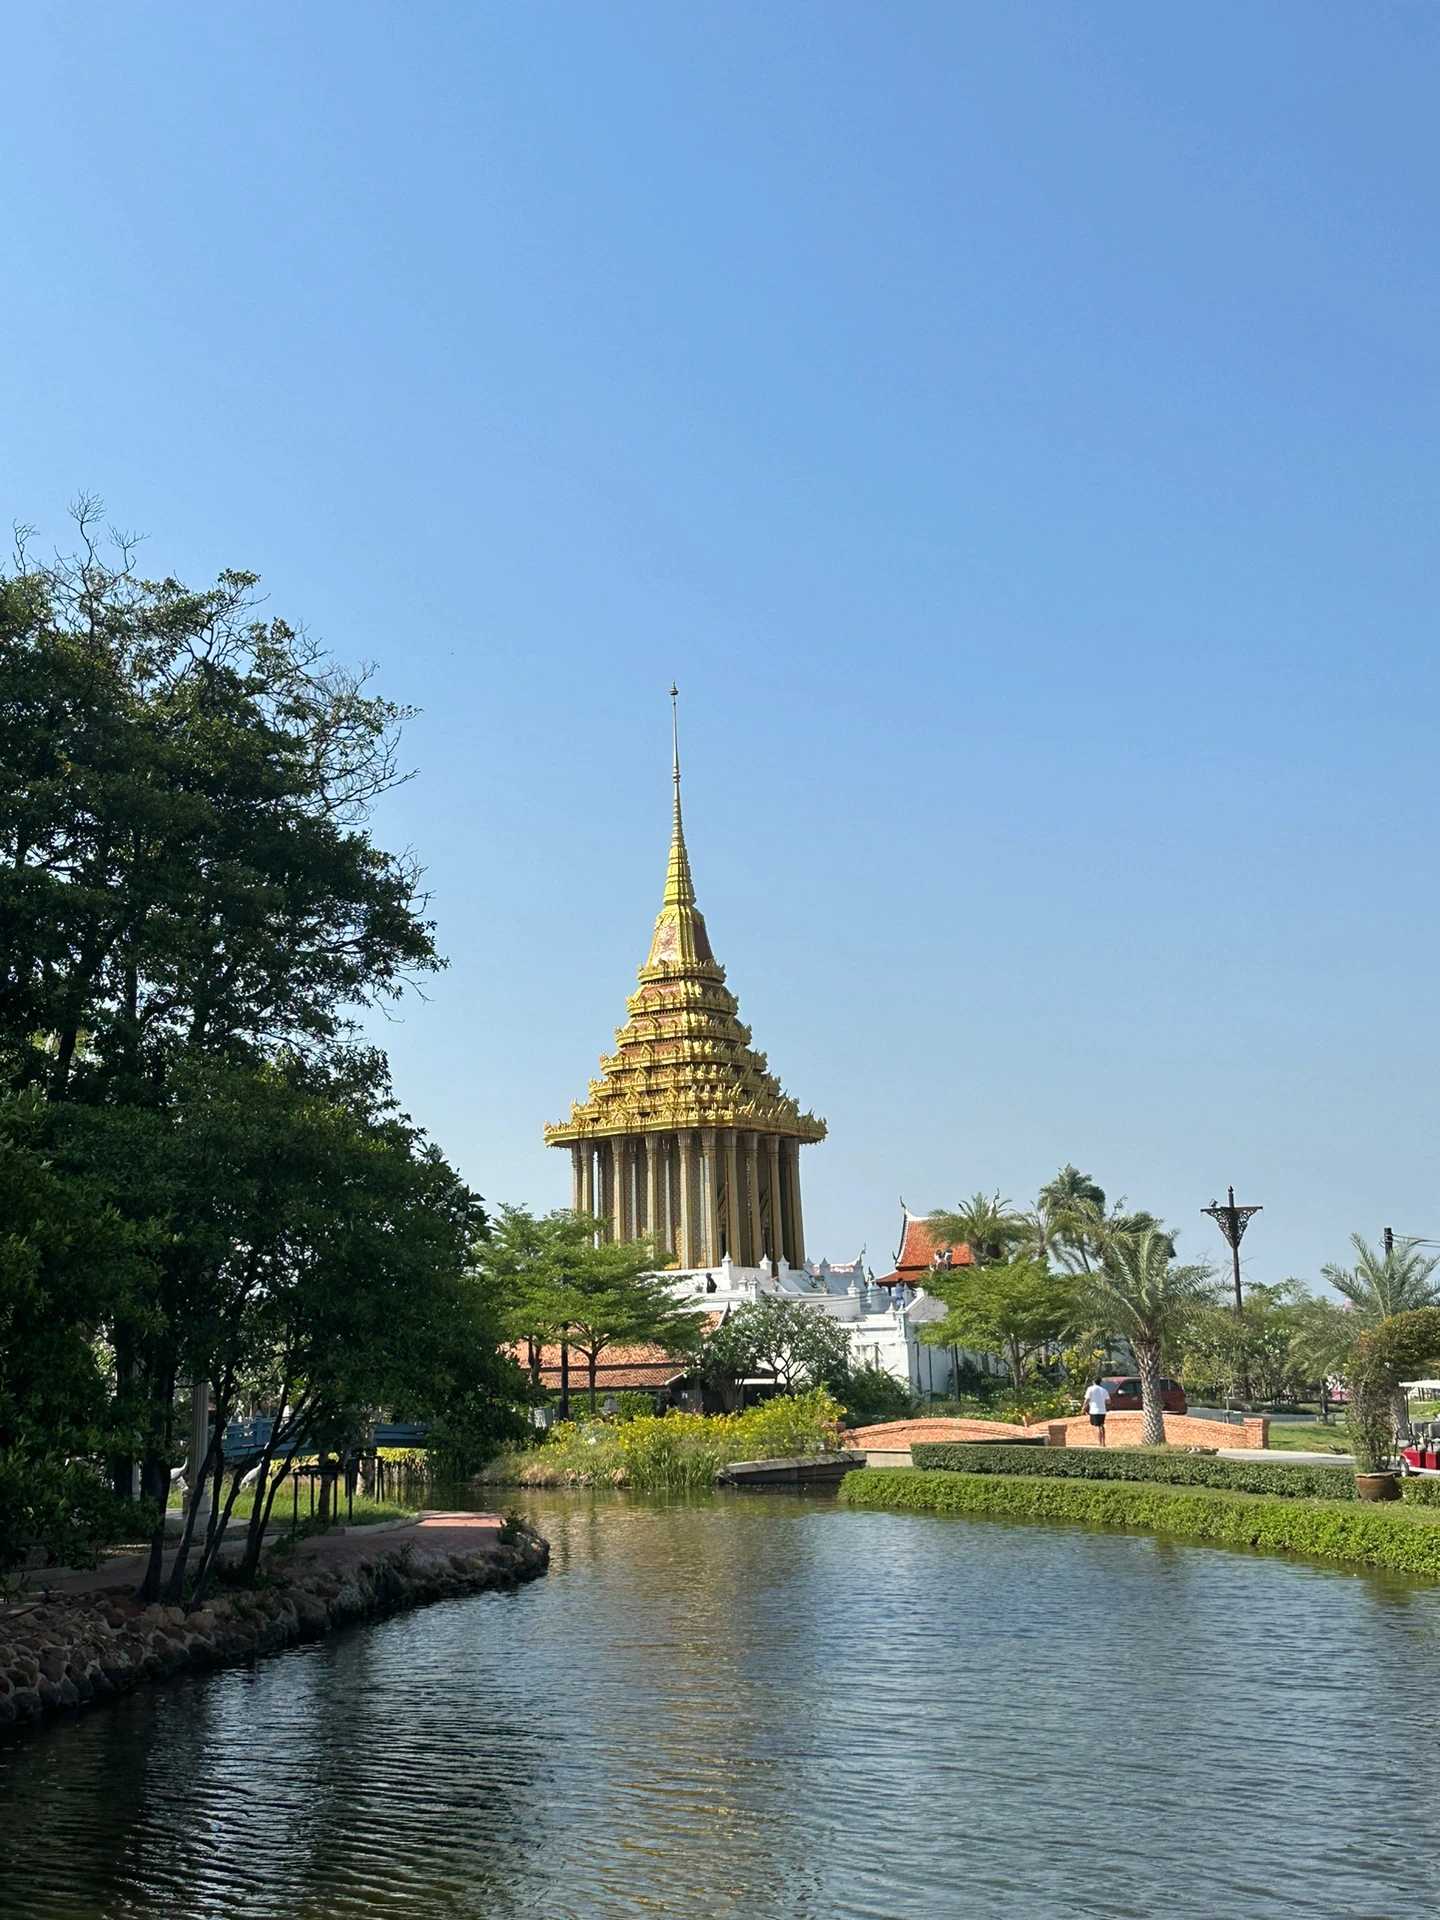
[703,1294,854,1402]
[1288,1292,1355,1421]
[0,1093,153,1574]
[1175,1281,1309,1404]
[838,1363,915,1427]
[1,514,456,1592]
[477,1205,595,1387]
[544,1236,702,1414]
[157,1061,525,1598]
[1085,1227,1215,1444]
[919,1259,1077,1391]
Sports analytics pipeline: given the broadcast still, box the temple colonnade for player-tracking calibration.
[569,1130,806,1269]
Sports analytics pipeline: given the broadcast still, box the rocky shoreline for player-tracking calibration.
[0,1520,549,1737]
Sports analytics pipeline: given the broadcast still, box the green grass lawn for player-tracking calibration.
[233,1490,416,1532]
[1261,1421,1352,1454]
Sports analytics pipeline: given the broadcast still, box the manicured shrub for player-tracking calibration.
[841,1469,1440,1578]
[481,1390,844,1491]
[910,1443,1356,1500]
[1402,1477,1440,1507]
[840,1364,916,1428]
[731,1388,844,1460]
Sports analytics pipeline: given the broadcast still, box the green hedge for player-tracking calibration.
[841,1469,1440,1578]
[910,1442,1355,1500]
[1402,1477,1440,1507]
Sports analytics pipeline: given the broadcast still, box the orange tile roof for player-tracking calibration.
[873,1214,974,1286]
[512,1322,720,1393]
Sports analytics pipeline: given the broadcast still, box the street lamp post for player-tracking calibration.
[1202,1186,1263,1318]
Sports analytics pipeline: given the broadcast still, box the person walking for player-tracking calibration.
[1082,1376,1112,1447]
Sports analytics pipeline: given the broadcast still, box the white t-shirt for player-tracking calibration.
[1083,1384,1111,1416]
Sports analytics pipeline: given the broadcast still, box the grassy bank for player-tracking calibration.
[482,1391,843,1493]
[841,1468,1440,1578]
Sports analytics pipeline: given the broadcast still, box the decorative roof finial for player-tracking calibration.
[662,683,695,911]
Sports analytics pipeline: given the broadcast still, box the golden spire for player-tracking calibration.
[544,682,826,1149]
[648,683,711,967]
[663,682,696,910]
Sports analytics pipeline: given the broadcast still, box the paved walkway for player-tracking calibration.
[10,1511,504,1604]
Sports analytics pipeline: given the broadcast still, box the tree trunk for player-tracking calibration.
[1135,1338,1166,1447]
[588,1354,598,1413]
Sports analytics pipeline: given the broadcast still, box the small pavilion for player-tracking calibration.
[872,1211,974,1289]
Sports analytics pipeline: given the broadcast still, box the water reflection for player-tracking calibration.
[3,1491,1439,1919]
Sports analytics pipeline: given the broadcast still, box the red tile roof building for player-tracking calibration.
[872,1212,974,1288]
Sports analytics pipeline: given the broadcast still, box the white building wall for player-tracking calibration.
[661,1254,1000,1396]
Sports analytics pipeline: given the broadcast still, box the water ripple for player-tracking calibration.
[2,1493,1439,1919]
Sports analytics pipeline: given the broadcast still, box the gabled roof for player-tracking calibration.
[524,1340,694,1392]
[872,1212,974,1286]
[513,1314,723,1393]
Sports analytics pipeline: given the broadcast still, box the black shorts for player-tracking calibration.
[1089,1412,1106,1427]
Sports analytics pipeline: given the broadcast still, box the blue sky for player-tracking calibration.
[5,2,1438,1290]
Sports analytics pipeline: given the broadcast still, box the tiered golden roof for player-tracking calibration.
[544,706,826,1147]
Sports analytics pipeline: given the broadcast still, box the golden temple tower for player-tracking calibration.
[544,690,826,1268]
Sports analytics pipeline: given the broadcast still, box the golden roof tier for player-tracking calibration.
[545,689,825,1269]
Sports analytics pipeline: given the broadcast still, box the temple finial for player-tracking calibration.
[662,682,695,911]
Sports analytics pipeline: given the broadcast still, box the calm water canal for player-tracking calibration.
[2,1491,1438,1919]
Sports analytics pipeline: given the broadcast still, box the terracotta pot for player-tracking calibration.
[1355,1472,1400,1502]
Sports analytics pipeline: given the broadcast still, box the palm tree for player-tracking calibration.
[927,1193,1025,1268]
[1038,1165,1106,1219]
[1322,1235,1440,1322]
[1087,1226,1215,1445]
[1023,1166,1107,1273]
[1321,1235,1440,1443]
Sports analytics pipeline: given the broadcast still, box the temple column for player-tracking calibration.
[580,1142,594,1217]
[645,1134,662,1253]
[677,1130,696,1268]
[672,1136,683,1259]
[765,1135,782,1266]
[700,1128,719,1267]
[613,1137,631,1244]
[723,1131,741,1260]
[571,1143,584,1214]
[599,1141,615,1242]
[744,1133,762,1267]
[784,1138,806,1266]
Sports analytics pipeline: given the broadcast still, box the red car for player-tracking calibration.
[1100,1375,1188,1414]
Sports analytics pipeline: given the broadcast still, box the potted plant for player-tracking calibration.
[1346,1307,1440,1502]
[1348,1390,1400,1501]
